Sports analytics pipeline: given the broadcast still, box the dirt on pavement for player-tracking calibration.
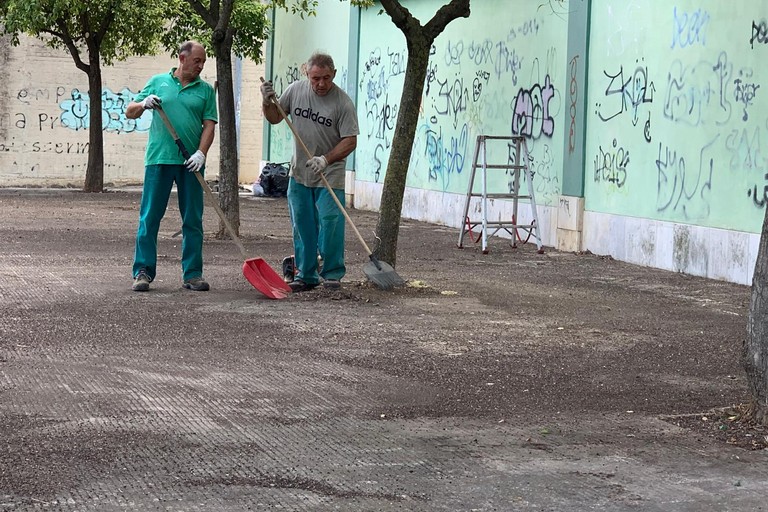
[0,186,766,511]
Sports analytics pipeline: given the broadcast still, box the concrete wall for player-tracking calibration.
[261,0,768,286]
[9,1,768,286]
[352,0,568,248]
[0,35,265,188]
[583,0,765,284]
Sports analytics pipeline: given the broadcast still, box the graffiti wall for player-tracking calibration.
[0,37,163,186]
[586,0,767,233]
[266,2,354,165]
[0,36,266,188]
[355,0,570,208]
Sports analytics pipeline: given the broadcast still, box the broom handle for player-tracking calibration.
[265,85,375,258]
[155,106,249,259]
[192,169,249,259]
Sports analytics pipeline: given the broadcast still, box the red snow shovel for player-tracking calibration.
[155,106,291,299]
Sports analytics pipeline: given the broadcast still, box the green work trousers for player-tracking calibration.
[287,178,346,285]
[132,164,205,282]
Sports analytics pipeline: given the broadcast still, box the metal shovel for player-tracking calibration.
[154,106,291,299]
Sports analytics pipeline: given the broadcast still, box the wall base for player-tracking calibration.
[354,181,558,249]
[556,195,585,252]
[353,181,757,286]
[583,211,758,286]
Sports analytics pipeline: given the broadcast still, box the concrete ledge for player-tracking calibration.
[557,196,584,232]
[557,228,583,252]
[583,210,758,285]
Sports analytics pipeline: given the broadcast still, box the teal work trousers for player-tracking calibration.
[287,178,346,285]
[132,164,205,282]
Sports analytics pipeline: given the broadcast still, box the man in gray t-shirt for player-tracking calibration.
[261,52,360,292]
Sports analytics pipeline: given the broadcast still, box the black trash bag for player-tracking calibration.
[258,162,289,197]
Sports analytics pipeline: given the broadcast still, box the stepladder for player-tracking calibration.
[457,135,543,254]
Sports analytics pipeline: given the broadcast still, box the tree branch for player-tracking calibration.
[93,1,118,45]
[44,23,89,73]
[379,0,419,36]
[216,0,234,33]
[424,0,470,41]
[185,0,218,28]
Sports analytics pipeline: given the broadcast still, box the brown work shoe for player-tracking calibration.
[183,277,210,291]
[132,270,151,292]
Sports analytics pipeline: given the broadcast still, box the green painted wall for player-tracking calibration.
[355,0,571,207]
[586,0,766,233]
[266,2,353,164]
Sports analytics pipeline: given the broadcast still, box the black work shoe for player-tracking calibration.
[289,280,317,293]
[132,270,151,292]
[183,277,210,291]
[322,279,341,290]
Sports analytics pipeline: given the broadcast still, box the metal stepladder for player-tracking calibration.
[457,135,543,254]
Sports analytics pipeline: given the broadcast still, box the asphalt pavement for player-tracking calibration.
[1,187,766,511]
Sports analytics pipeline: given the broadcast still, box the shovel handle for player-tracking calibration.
[155,106,249,259]
[261,78,374,258]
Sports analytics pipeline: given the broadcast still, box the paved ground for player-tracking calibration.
[0,187,767,511]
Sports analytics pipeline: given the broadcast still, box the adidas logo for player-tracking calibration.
[293,107,333,127]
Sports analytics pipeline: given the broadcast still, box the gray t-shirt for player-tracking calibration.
[279,80,359,189]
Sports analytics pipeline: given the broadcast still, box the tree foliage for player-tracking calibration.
[161,0,269,61]
[0,0,169,65]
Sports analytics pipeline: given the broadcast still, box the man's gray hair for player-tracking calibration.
[307,52,335,71]
[179,41,200,56]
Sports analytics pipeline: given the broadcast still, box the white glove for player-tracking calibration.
[141,94,161,110]
[185,150,206,173]
[306,155,328,175]
[260,81,276,105]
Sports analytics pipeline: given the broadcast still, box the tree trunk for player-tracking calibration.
[374,0,470,266]
[83,58,104,192]
[374,39,430,266]
[746,205,768,425]
[212,31,240,238]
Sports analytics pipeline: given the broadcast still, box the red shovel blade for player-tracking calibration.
[242,258,292,299]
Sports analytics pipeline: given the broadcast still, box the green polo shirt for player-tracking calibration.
[134,69,218,165]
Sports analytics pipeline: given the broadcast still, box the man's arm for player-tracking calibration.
[262,102,283,125]
[198,119,216,155]
[125,101,147,120]
[323,136,357,165]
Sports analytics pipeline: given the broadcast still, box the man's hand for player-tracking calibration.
[141,95,162,110]
[306,155,328,175]
[185,150,206,173]
[260,81,276,105]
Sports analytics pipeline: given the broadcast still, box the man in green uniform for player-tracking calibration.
[126,41,218,292]
[260,52,359,292]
